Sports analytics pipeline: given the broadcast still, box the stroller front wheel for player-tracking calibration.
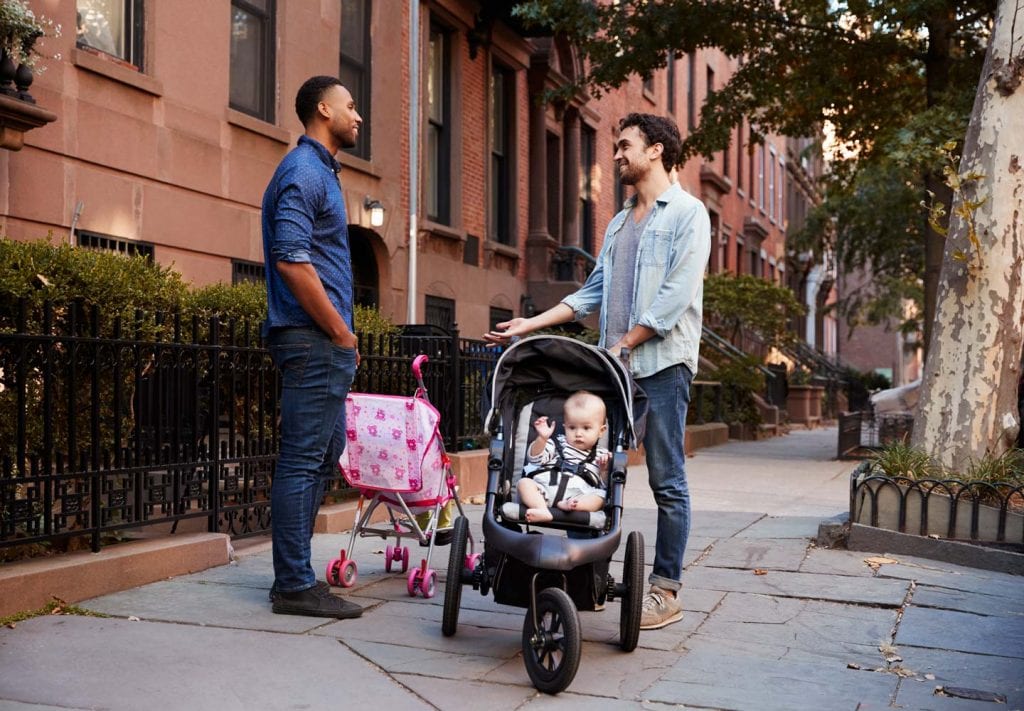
[522,588,581,694]
[442,516,469,637]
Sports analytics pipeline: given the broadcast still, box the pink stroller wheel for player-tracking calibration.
[326,558,342,586]
[385,544,394,572]
[406,568,419,596]
[339,558,357,588]
[422,569,437,599]
[401,546,410,572]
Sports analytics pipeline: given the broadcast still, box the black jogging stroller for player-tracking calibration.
[441,335,648,694]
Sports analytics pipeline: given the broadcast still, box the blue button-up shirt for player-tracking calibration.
[562,183,711,378]
[261,136,354,335]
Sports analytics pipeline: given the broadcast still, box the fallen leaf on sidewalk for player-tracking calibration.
[864,556,899,570]
[753,568,768,575]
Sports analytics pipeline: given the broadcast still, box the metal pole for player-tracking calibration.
[406,0,420,323]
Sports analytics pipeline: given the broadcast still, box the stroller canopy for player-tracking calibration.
[484,335,647,448]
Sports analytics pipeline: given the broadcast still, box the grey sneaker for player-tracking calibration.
[639,585,683,630]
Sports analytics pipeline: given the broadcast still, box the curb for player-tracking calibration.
[0,532,231,617]
[845,523,1024,576]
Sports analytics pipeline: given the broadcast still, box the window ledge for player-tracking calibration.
[338,151,380,179]
[421,219,465,243]
[484,240,520,260]
[72,48,162,96]
[226,108,290,145]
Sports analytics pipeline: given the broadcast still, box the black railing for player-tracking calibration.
[851,464,1024,546]
[699,325,785,408]
[0,301,278,553]
[0,301,501,553]
[836,409,915,459]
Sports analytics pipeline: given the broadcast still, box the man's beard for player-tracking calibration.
[620,162,642,185]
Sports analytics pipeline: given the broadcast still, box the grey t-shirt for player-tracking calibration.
[604,208,651,349]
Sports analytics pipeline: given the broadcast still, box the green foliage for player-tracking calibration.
[869,441,941,480]
[691,356,765,426]
[0,235,191,339]
[703,273,804,348]
[0,0,60,67]
[187,280,267,324]
[354,304,400,337]
[965,448,1024,487]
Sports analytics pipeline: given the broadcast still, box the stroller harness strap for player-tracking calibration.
[531,437,601,506]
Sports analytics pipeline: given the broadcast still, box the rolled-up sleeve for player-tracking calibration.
[561,261,604,321]
[635,206,711,337]
[269,170,322,264]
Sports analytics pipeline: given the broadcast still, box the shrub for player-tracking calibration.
[703,273,805,348]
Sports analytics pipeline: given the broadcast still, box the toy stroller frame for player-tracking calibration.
[441,336,648,694]
[326,355,478,598]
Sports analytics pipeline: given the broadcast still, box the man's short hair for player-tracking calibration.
[295,76,343,127]
[619,113,683,171]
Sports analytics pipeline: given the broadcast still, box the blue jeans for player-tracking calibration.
[268,326,357,593]
[636,363,692,592]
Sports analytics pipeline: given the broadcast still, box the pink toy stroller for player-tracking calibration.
[325,354,478,598]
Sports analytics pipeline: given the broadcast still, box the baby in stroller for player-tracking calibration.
[518,390,610,523]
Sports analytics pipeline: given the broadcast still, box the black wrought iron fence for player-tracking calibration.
[0,303,501,553]
[0,300,278,554]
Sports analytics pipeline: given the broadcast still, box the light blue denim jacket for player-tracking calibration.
[562,183,711,378]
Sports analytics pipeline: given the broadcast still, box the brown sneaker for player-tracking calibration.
[272,583,363,619]
[639,585,683,630]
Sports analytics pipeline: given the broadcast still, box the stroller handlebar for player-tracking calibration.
[412,354,429,380]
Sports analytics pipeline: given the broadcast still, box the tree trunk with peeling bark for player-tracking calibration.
[912,0,1024,471]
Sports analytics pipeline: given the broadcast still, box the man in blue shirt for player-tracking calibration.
[485,113,711,630]
[263,76,363,619]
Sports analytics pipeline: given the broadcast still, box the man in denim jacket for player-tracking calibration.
[485,113,710,629]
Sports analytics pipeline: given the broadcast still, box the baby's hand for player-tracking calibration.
[533,416,555,439]
[597,451,611,468]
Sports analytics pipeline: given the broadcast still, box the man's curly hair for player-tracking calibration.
[619,113,683,171]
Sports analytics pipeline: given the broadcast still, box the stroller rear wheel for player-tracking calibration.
[442,516,469,637]
[522,588,581,694]
[619,530,644,651]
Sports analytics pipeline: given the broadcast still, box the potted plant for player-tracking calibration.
[1,0,59,91]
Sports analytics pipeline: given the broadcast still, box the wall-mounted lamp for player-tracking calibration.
[364,197,385,228]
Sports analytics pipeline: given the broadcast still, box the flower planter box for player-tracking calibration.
[850,462,1024,544]
[786,385,824,426]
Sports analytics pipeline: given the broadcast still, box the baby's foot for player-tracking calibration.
[556,499,578,511]
[525,507,554,523]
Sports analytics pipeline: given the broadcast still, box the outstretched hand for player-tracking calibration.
[533,416,556,440]
[483,317,531,346]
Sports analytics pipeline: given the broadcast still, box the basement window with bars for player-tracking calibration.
[232,260,265,284]
[76,230,154,259]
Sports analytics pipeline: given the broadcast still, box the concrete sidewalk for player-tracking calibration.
[1,428,1022,710]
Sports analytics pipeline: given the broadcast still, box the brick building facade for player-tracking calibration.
[2,0,832,348]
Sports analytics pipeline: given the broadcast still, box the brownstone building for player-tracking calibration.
[2,0,820,343]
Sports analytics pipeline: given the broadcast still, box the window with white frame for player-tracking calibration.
[76,0,144,68]
[768,147,776,220]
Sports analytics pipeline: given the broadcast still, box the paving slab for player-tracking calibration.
[799,547,880,577]
[520,692,661,709]
[893,680,1018,711]
[911,583,1024,617]
[646,643,897,711]
[732,515,825,539]
[699,537,810,571]
[392,674,538,710]
[896,606,1024,659]
[893,646,1024,709]
[688,510,765,538]
[874,556,1024,601]
[692,592,896,666]
[0,616,424,711]
[343,638,514,681]
[79,578,345,633]
[683,565,911,606]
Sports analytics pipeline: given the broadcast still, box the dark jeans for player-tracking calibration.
[268,327,357,593]
[635,363,693,592]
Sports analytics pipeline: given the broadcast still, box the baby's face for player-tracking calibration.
[562,404,607,451]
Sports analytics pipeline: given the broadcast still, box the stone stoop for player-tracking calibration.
[0,533,231,618]
[625,422,730,465]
